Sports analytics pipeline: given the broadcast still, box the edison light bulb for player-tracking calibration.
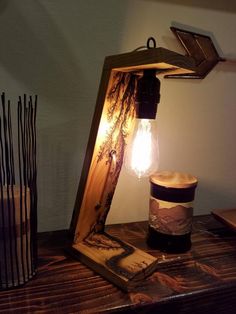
[124,69,160,178]
[125,118,159,178]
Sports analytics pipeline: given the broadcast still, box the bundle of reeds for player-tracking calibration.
[0,92,37,289]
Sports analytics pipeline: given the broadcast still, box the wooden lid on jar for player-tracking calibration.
[150,171,198,189]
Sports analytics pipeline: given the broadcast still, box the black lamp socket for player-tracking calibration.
[135,69,161,119]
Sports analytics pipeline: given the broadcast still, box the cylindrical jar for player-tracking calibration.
[147,171,198,253]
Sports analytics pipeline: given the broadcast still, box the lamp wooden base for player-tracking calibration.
[71,232,158,291]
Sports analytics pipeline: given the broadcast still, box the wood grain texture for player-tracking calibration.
[71,232,158,291]
[105,47,195,74]
[1,215,236,313]
[70,70,158,291]
[0,187,32,289]
[72,71,136,243]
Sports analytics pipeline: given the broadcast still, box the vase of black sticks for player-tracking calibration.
[0,92,38,290]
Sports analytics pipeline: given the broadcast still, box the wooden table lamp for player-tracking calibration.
[68,37,195,291]
[69,29,223,291]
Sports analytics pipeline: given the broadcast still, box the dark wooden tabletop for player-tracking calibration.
[0,215,236,313]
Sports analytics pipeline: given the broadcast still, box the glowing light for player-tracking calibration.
[125,119,159,178]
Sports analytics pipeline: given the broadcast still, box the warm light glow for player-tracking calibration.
[125,119,159,178]
[131,120,152,177]
[97,118,110,140]
[97,107,133,145]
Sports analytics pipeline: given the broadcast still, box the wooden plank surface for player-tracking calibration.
[72,71,136,243]
[1,215,236,313]
[212,208,236,231]
[71,233,158,291]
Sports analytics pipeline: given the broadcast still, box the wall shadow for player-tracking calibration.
[194,182,236,216]
[162,22,236,75]
[0,0,127,231]
[145,0,236,13]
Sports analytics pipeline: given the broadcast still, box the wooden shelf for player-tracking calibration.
[1,215,236,313]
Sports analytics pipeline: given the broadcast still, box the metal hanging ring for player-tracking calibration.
[147,37,156,49]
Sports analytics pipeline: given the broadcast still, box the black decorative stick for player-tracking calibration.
[0,93,37,289]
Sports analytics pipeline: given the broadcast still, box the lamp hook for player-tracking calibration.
[132,37,157,52]
[147,37,156,49]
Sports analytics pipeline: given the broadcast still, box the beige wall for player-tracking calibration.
[0,0,235,231]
